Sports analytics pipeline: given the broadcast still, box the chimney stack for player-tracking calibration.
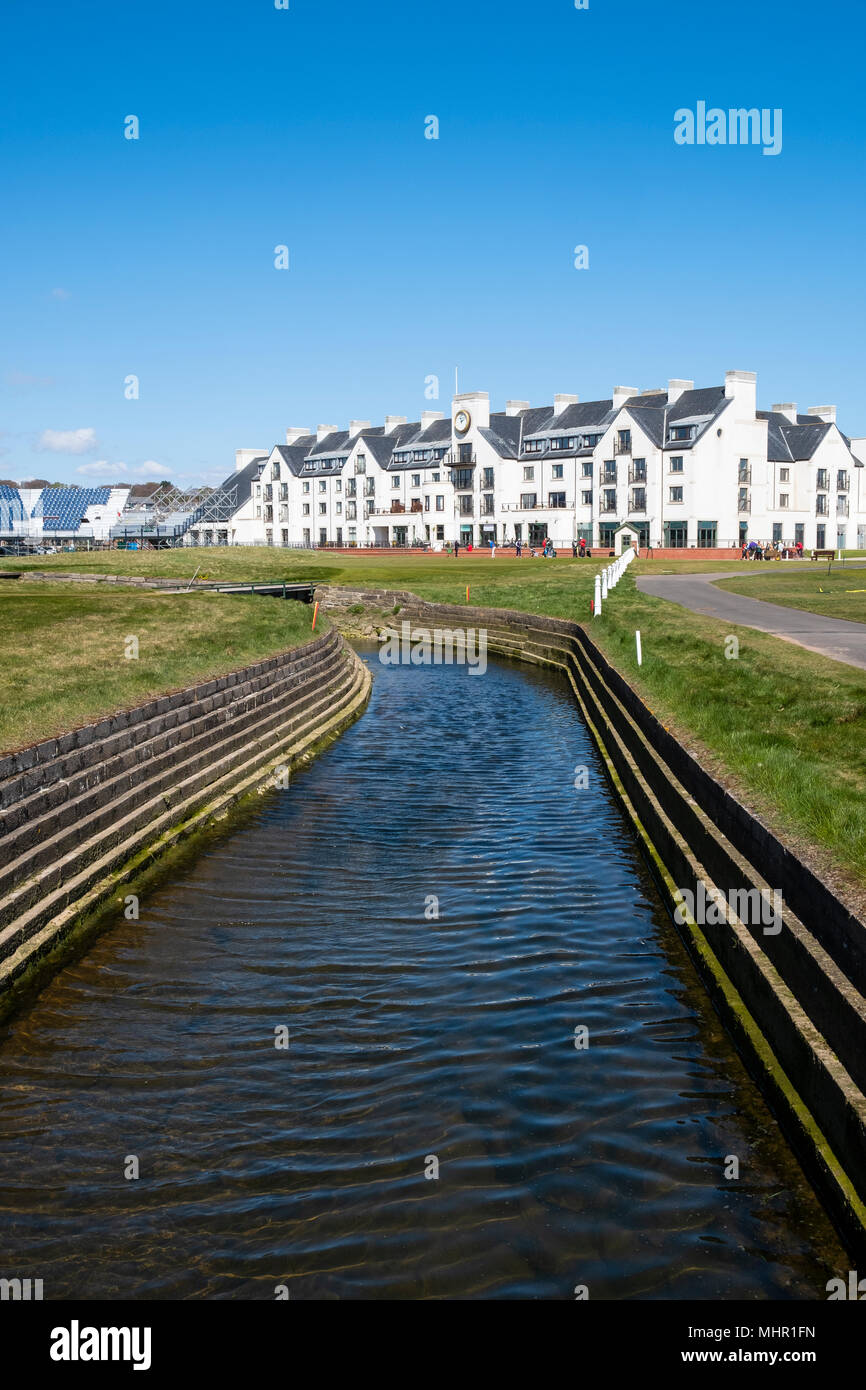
[316,423,338,443]
[285,427,310,445]
[724,370,757,419]
[667,379,694,405]
[808,404,837,424]
[553,393,579,416]
[613,385,639,409]
[420,410,444,431]
[505,400,529,416]
[348,419,371,437]
[384,415,407,434]
[772,403,798,424]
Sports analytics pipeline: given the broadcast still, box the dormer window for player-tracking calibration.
[669,425,695,442]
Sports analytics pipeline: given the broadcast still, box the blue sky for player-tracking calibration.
[1,0,864,485]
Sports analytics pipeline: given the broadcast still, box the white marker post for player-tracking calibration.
[594,573,602,617]
[635,630,642,666]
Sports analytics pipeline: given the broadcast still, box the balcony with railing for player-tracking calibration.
[445,453,476,467]
[600,467,617,485]
[817,470,829,491]
[838,471,850,491]
[600,491,617,514]
[628,463,647,484]
[346,479,356,497]
[614,434,632,456]
[450,469,475,490]
[629,489,647,514]
[737,464,751,484]
[816,495,829,515]
[737,491,751,513]
[364,481,376,497]
[837,497,849,516]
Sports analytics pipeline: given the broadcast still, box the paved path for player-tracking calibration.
[635,568,866,672]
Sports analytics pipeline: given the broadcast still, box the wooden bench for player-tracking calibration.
[810,549,836,561]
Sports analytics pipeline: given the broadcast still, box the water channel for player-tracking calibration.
[0,647,846,1298]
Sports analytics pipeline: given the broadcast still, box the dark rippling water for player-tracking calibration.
[0,646,847,1299]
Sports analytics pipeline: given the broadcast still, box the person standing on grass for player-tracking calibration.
[515,538,522,557]
[572,539,578,558]
[454,539,460,558]
[489,538,496,559]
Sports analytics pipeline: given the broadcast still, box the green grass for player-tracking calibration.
[0,584,318,754]
[714,567,866,624]
[2,547,865,897]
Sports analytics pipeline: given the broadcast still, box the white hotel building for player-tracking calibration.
[196,371,866,553]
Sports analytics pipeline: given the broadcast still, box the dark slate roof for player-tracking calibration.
[272,441,318,476]
[760,412,830,461]
[309,430,352,458]
[667,386,726,422]
[620,405,666,449]
[360,432,398,466]
[218,457,267,507]
[480,412,523,458]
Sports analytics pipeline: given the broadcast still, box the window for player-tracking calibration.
[482,493,494,514]
[779,467,790,482]
[773,523,783,544]
[436,495,444,511]
[552,463,564,479]
[581,489,593,506]
[520,492,537,509]
[304,462,315,472]
[779,493,789,508]
[483,467,494,487]
[451,469,473,490]
[582,461,593,478]
[697,521,717,548]
[548,492,566,508]
[302,481,310,494]
[617,429,631,453]
[738,459,750,484]
[601,462,617,484]
[336,479,342,493]
[392,476,400,489]
[272,461,280,479]
[355,455,366,475]
[432,472,440,482]
[423,495,430,512]
[319,502,326,515]
[279,484,288,501]
[302,503,310,516]
[817,469,829,490]
[436,524,444,540]
[524,439,543,454]
[336,501,342,515]
[346,502,356,520]
[838,470,850,491]
[523,465,535,480]
[601,489,616,512]
[319,480,327,492]
[669,486,683,503]
[816,495,828,515]
[412,474,421,487]
[669,425,694,441]
[458,496,474,516]
[669,456,684,473]
[551,437,576,451]
[664,522,687,548]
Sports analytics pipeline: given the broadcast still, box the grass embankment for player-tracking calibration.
[0,584,318,754]
[715,567,866,624]
[1,549,864,899]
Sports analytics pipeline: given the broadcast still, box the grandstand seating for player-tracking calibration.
[31,487,111,532]
[0,485,26,535]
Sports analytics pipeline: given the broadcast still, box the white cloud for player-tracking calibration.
[37,427,98,455]
[76,460,123,477]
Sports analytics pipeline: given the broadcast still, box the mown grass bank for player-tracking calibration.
[2,549,865,900]
[0,584,318,753]
[715,567,866,624]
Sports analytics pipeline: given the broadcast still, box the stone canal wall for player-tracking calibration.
[320,583,866,1260]
[0,629,370,1004]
